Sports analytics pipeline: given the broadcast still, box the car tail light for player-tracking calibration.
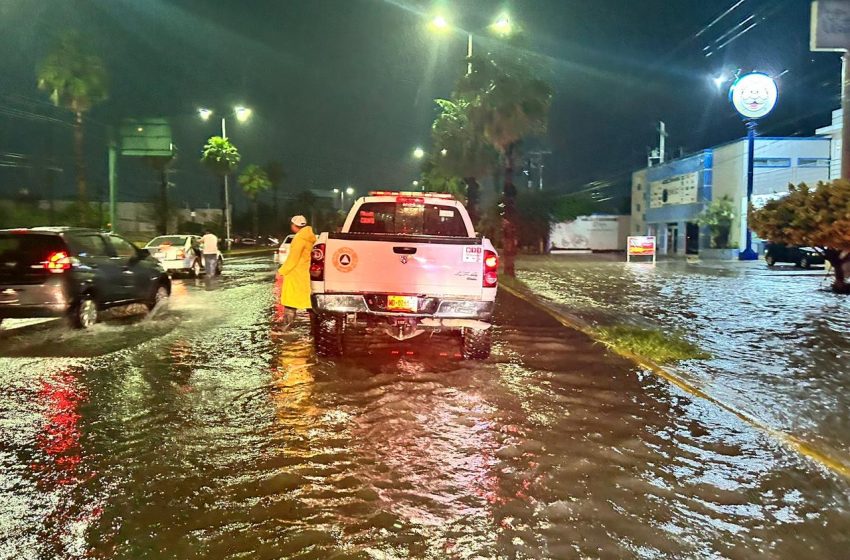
[175,250,185,259]
[44,251,72,273]
[310,243,326,281]
[483,250,498,287]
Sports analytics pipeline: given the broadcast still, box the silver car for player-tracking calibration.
[144,235,222,276]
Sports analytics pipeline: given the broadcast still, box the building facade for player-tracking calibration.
[631,137,831,256]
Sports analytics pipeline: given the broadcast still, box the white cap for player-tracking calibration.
[291,215,307,227]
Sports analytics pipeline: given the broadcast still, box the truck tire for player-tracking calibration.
[315,314,344,357]
[462,327,492,360]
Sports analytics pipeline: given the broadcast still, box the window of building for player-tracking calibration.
[753,157,791,168]
[636,184,642,191]
[636,203,641,212]
[797,157,830,167]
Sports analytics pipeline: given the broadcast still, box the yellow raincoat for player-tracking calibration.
[277,226,316,309]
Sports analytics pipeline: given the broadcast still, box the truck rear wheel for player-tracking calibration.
[462,327,492,360]
[314,314,344,357]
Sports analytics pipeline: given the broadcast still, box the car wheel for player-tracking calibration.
[314,313,344,357]
[799,257,811,269]
[462,327,492,360]
[215,258,223,276]
[70,295,98,329]
[191,259,202,277]
[146,283,170,311]
[765,255,776,267]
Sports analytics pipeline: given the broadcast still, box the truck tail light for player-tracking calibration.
[483,250,498,287]
[44,251,72,273]
[310,243,326,281]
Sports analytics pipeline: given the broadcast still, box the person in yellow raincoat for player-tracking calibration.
[277,215,317,328]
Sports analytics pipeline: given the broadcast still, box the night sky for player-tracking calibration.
[0,0,840,211]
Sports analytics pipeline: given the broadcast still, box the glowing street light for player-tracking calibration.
[440,148,448,156]
[491,14,513,36]
[198,107,213,121]
[345,186,355,196]
[413,147,426,159]
[430,14,449,31]
[235,106,253,123]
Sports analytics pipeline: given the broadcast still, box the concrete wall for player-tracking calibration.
[550,214,630,251]
[630,169,647,235]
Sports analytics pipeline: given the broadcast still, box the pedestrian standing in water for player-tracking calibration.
[201,229,219,286]
[277,215,316,329]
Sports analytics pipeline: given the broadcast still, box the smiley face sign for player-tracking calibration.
[729,72,778,120]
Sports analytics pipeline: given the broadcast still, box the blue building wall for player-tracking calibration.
[642,151,712,255]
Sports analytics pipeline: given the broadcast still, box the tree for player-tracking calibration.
[420,155,467,202]
[37,31,108,204]
[201,136,240,229]
[750,180,850,293]
[429,98,500,225]
[456,52,553,276]
[697,195,735,248]
[264,161,286,228]
[238,164,272,237]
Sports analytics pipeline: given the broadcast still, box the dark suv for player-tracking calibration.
[0,227,171,329]
[764,243,825,269]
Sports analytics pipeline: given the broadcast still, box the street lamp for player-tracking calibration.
[333,187,356,209]
[413,147,425,159]
[427,11,516,75]
[198,105,253,250]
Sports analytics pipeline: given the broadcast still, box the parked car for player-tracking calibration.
[310,191,498,359]
[0,227,171,329]
[764,243,825,269]
[143,234,222,276]
[274,234,295,264]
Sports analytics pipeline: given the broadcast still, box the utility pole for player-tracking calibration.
[657,121,668,164]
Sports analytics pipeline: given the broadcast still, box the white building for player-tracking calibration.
[631,136,831,256]
[549,214,630,252]
[815,108,842,179]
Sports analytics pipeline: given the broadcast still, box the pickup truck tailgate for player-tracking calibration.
[324,236,484,297]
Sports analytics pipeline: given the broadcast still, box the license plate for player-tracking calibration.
[387,295,418,312]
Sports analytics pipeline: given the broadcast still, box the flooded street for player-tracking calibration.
[517,256,850,465]
[2,257,850,559]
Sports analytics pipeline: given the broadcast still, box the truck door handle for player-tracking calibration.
[393,247,417,255]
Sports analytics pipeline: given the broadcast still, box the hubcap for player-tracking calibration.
[79,299,97,328]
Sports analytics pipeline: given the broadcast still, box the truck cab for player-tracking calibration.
[310,191,498,359]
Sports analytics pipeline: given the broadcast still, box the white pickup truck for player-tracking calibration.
[310,191,498,359]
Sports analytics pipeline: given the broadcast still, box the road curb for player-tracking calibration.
[499,281,850,480]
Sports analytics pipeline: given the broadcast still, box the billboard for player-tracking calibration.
[627,236,656,263]
[649,172,699,208]
[811,1,850,52]
[120,118,173,157]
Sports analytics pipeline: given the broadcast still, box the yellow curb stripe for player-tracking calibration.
[500,282,850,479]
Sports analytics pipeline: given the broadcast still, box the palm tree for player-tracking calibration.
[238,164,272,237]
[201,136,240,230]
[458,54,552,276]
[430,98,500,226]
[36,31,108,204]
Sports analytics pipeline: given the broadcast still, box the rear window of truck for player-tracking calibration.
[349,202,468,237]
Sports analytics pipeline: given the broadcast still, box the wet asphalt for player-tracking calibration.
[1,256,849,559]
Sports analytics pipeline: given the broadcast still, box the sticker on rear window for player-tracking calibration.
[439,209,455,218]
[463,246,482,263]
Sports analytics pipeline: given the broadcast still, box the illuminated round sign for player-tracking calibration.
[729,72,778,120]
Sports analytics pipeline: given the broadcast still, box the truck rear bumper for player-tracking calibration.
[312,293,494,321]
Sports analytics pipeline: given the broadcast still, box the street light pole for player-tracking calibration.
[467,32,473,75]
[220,117,232,250]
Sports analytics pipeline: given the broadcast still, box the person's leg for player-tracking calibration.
[282,306,297,329]
[204,254,216,277]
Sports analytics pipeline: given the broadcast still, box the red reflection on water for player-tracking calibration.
[33,370,87,484]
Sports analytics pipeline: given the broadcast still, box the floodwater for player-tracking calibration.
[517,256,850,464]
[1,256,849,559]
